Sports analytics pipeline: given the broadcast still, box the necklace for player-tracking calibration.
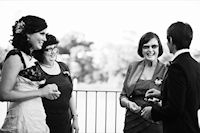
[29,48,34,61]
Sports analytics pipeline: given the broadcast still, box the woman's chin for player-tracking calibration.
[145,58,154,62]
[146,56,157,61]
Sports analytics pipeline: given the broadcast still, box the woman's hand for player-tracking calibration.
[145,88,161,99]
[40,84,61,100]
[72,115,79,133]
[141,106,152,120]
[127,101,141,113]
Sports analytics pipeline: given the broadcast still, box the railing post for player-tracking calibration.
[115,92,118,133]
[105,91,107,133]
[85,91,88,133]
[95,91,97,133]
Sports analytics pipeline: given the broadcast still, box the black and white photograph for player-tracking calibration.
[0,0,200,133]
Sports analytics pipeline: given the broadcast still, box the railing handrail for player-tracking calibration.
[73,80,123,93]
[74,88,121,92]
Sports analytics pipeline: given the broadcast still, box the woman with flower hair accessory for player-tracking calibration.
[0,15,61,133]
[33,34,79,133]
[120,32,167,133]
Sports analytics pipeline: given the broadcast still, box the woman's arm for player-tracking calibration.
[120,96,141,113]
[69,92,79,133]
[119,63,141,113]
[0,55,60,102]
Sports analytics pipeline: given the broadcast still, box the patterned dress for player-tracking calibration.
[0,49,49,133]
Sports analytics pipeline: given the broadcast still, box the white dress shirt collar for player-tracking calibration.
[171,49,190,61]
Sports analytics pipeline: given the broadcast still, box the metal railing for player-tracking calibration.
[73,88,125,133]
[1,82,126,133]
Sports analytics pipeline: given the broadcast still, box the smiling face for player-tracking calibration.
[142,38,159,62]
[27,28,47,50]
[43,44,58,64]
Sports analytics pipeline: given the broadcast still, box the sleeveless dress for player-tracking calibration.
[0,49,49,133]
[124,79,162,133]
[37,62,73,133]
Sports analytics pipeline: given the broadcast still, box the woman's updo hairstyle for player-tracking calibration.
[11,15,48,55]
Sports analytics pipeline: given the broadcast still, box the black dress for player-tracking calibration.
[38,62,73,133]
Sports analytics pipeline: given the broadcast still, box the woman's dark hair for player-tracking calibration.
[167,21,193,50]
[11,15,48,55]
[33,34,59,63]
[137,32,163,58]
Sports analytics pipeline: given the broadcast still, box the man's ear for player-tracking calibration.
[168,36,173,44]
[169,36,177,50]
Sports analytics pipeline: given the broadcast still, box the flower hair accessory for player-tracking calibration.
[15,21,25,34]
[154,77,163,86]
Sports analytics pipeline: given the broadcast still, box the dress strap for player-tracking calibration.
[5,49,26,69]
[58,62,72,83]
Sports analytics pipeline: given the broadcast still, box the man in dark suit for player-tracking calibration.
[141,21,200,133]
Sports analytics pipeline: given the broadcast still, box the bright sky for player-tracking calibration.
[0,0,200,51]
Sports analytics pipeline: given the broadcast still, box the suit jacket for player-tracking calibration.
[151,52,200,133]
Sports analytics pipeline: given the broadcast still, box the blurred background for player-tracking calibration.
[0,0,200,132]
[1,0,200,87]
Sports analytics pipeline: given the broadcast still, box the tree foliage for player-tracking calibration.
[58,32,141,84]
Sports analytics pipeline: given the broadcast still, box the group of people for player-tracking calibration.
[120,22,200,133]
[0,15,79,133]
[0,14,199,133]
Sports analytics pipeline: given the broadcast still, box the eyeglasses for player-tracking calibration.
[142,45,159,49]
[44,47,58,53]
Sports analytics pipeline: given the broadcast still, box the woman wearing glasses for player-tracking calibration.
[120,32,167,133]
[33,34,79,133]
